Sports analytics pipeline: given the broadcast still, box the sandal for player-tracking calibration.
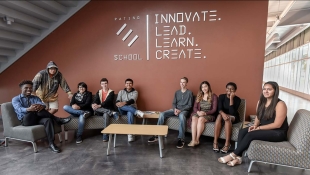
[218,153,235,164]
[213,143,219,152]
[227,156,242,166]
[220,145,231,154]
[188,141,196,147]
[195,141,200,146]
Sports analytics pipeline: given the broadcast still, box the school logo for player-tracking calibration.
[114,11,221,61]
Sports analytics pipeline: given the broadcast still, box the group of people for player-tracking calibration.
[11,61,289,168]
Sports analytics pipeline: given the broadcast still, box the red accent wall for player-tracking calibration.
[0,1,268,119]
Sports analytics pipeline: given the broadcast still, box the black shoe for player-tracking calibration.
[83,111,91,119]
[76,135,83,144]
[148,136,158,142]
[176,139,185,149]
[49,143,61,153]
[56,117,71,125]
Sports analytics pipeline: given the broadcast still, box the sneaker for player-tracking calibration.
[136,110,144,118]
[0,139,5,145]
[176,139,185,149]
[102,134,109,142]
[113,112,119,120]
[76,135,83,144]
[148,136,158,142]
[83,111,91,119]
[128,134,135,142]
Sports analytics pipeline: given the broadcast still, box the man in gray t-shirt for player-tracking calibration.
[148,77,193,149]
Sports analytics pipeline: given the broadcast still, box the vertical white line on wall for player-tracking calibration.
[146,15,149,61]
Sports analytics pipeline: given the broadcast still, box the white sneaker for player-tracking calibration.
[128,134,135,142]
[136,110,144,118]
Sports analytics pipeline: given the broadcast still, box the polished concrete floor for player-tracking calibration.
[0,91,309,175]
[0,126,309,175]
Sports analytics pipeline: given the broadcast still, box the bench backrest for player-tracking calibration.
[238,99,246,123]
[1,102,20,134]
[287,109,310,151]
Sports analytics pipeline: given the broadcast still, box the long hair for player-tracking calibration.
[196,81,212,103]
[256,81,279,120]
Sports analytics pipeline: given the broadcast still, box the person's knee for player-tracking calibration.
[49,108,58,114]
[192,117,198,122]
[63,105,69,111]
[198,117,205,123]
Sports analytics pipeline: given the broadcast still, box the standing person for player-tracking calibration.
[116,78,144,142]
[188,81,218,147]
[12,80,71,153]
[218,81,288,167]
[213,82,241,153]
[92,78,119,142]
[32,61,73,115]
[63,82,92,144]
[148,77,193,149]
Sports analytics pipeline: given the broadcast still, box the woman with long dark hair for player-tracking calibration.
[218,81,288,167]
[213,82,241,153]
[63,82,93,144]
[188,81,218,147]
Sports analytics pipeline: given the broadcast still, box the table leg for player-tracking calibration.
[161,135,164,149]
[114,134,116,148]
[107,134,112,156]
[142,118,145,125]
[158,136,163,158]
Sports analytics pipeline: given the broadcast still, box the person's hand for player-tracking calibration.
[230,92,235,99]
[27,104,37,112]
[198,111,206,117]
[72,104,80,110]
[174,109,181,116]
[221,112,229,121]
[35,104,45,112]
[68,93,73,99]
[116,102,126,108]
[92,104,99,110]
[248,125,259,132]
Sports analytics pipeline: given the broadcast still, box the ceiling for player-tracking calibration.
[0,0,90,73]
[266,0,310,55]
[0,1,308,73]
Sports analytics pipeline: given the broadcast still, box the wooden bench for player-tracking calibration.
[101,124,168,158]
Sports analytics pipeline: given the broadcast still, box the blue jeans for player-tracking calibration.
[157,109,189,139]
[63,105,88,136]
[118,105,136,124]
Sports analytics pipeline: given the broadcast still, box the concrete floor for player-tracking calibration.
[0,126,309,175]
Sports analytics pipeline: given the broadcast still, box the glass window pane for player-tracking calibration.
[302,44,309,59]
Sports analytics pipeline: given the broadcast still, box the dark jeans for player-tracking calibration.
[234,127,287,156]
[21,110,56,145]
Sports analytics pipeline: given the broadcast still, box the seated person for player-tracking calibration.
[148,77,193,149]
[12,80,71,153]
[116,78,144,142]
[92,78,119,142]
[63,82,92,144]
[218,81,288,167]
[188,81,218,147]
[213,82,241,153]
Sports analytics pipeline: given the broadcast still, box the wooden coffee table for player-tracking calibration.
[101,124,168,158]
[140,111,159,124]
